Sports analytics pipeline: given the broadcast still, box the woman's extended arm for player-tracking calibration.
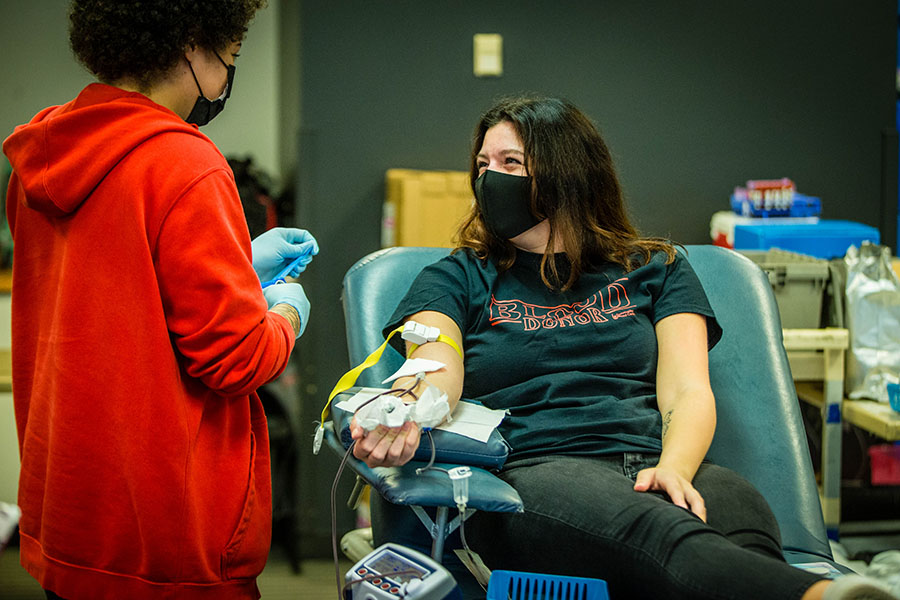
[350,310,465,468]
[633,312,716,521]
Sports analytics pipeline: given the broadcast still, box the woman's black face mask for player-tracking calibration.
[474,170,541,239]
[185,53,235,127]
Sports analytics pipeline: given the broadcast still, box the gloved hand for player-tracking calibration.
[251,227,319,282]
[263,282,310,338]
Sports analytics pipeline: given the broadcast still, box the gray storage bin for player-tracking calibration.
[738,248,830,329]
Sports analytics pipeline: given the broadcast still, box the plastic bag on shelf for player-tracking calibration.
[844,242,900,402]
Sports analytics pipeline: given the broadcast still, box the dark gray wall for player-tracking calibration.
[294,1,897,556]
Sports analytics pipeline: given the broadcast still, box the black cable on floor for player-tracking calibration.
[331,440,356,600]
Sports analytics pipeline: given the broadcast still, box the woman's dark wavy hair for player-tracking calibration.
[456,95,676,291]
[69,0,266,90]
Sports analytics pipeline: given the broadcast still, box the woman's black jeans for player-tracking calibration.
[465,453,824,600]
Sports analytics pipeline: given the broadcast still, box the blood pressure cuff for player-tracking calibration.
[331,388,510,469]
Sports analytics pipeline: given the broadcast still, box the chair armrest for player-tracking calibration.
[324,423,523,513]
[331,389,510,469]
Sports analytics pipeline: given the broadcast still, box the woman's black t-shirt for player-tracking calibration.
[384,248,722,460]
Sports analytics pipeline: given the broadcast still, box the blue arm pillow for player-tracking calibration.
[331,388,510,469]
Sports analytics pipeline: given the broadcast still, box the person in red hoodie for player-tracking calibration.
[2,1,316,598]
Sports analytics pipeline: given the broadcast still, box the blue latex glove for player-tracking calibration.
[263,282,310,338]
[251,227,319,282]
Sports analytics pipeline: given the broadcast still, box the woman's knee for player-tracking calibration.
[694,463,783,555]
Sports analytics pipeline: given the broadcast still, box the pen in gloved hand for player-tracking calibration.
[261,247,315,289]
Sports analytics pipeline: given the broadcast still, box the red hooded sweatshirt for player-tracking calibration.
[3,83,295,599]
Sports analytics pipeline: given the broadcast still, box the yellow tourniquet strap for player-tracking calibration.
[321,326,403,425]
[407,333,463,361]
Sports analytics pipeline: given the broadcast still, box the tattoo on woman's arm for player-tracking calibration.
[661,410,673,440]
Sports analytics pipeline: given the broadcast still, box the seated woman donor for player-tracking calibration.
[350,96,896,600]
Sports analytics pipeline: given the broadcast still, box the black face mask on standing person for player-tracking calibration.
[185,52,235,126]
[474,169,542,239]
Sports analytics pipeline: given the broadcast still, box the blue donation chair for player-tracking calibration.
[324,245,842,596]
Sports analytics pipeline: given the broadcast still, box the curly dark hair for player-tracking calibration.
[69,0,266,90]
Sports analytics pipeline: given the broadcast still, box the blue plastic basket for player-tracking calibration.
[486,570,609,600]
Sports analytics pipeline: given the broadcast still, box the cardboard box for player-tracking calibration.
[382,169,473,248]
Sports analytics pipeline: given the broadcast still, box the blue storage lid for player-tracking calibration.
[732,220,880,259]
